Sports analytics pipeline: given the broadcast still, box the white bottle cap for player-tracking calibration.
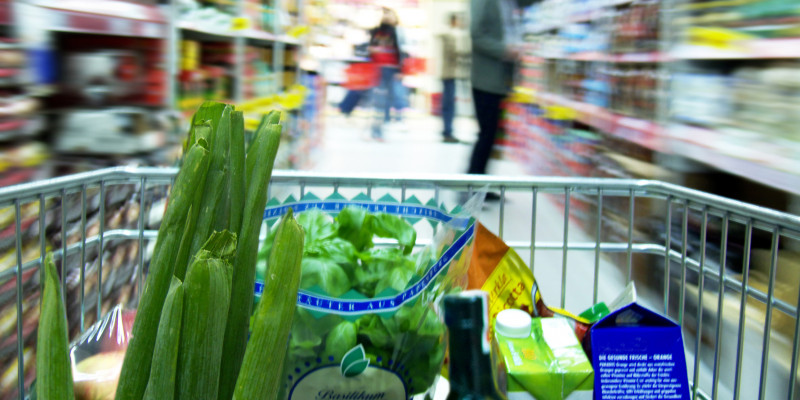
[495,309,532,338]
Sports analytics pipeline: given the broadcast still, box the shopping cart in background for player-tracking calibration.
[1,167,799,400]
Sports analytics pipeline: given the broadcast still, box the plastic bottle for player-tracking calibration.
[443,290,504,400]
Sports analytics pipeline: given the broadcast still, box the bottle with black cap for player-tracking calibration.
[443,290,505,399]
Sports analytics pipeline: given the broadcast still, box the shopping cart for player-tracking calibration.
[1,167,800,400]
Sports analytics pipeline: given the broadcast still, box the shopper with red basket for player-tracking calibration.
[367,7,404,141]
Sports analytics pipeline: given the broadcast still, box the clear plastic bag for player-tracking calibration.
[256,191,484,399]
[69,304,135,400]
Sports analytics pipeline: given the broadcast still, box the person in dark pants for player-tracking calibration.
[468,0,534,184]
[339,88,365,116]
[467,90,505,173]
[442,78,456,141]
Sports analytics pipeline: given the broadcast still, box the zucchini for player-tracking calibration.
[115,139,211,400]
[217,114,282,400]
[233,210,304,400]
[142,277,184,400]
[36,253,75,400]
[175,232,236,400]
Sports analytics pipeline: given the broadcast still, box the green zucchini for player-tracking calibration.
[142,277,184,400]
[175,232,235,400]
[233,210,304,400]
[36,253,75,400]
[115,139,211,400]
[217,114,282,400]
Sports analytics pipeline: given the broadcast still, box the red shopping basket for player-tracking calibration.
[343,62,379,91]
[402,57,426,75]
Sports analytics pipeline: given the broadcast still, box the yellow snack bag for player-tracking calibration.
[467,223,592,341]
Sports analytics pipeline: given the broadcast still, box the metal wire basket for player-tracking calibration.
[1,166,799,400]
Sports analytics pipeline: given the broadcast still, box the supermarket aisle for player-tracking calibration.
[310,112,631,313]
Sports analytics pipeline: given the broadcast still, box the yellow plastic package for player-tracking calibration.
[467,223,592,341]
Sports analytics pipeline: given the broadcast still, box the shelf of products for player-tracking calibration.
[536,91,664,151]
[0,11,51,196]
[6,0,320,170]
[516,0,800,198]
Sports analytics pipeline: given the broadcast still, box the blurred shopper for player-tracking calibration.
[391,25,410,123]
[439,13,461,143]
[338,21,372,117]
[368,7,404,140]
[468,0,533,182]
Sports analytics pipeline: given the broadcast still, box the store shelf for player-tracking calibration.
[669,125,800,196]
[569,51,607,61]
[610,52,669,62]
[179,21,236,41]
[537,92,664,151]
[244,29,301,45]
[545,51,669,62]
[568,9,601,24]
[35,0,167,38]
[670,125,800,195]
[671,39,800,60]
[179,24,301,45]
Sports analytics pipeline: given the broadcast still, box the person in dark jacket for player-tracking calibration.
[368,7,403,141]
[468,0,535,186]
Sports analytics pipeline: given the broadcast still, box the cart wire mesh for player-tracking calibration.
[1,166,799,400]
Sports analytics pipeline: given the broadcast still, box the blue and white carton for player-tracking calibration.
[589,303,690,400]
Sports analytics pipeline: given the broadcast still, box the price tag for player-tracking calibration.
[231,17,250,31]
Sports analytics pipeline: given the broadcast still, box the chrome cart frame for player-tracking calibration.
[1,167,799,400]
